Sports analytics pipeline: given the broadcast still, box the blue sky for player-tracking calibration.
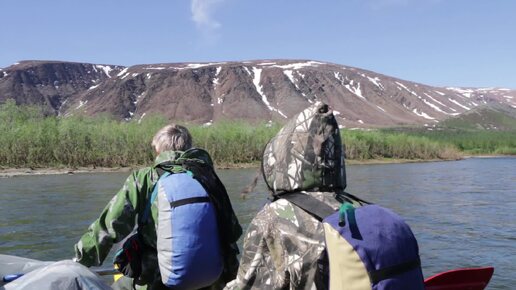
[1,0,515,88]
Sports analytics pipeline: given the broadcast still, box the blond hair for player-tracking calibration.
[152,124,192,153]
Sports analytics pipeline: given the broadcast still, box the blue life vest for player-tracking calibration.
[152,172,223,288]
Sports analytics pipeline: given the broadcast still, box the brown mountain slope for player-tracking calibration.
[1,59,515,128]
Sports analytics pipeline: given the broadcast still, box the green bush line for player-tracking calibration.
[389,129,516,155]
[342,130,460,160]
[1,100,512,168]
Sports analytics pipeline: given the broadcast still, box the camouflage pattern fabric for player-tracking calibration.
[262,102,346,194]
[75,149,241,290]
[225,102,356,290]
[225,192,345,290]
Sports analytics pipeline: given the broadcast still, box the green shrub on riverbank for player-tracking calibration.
[190,122,281,165]
[0,100,284,167]
[0,101,473,168]
[0,100,163,167]
[393,129,516,155]
[343,130,461,160]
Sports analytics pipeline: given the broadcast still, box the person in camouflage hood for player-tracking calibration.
[224,102,361,290]
[74,124,242,290]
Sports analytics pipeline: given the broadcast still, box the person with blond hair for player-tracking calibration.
[74,124,242,290]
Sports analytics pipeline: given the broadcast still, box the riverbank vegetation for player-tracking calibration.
[342,130,460,160]
[391,129,516,155]
[1,100,513,169]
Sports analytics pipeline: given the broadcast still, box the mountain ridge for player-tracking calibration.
[1,59,515,128]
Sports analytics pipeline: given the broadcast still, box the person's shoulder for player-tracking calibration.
[183,148,214,166]
[257,199,297,220]
[129,166,155,179]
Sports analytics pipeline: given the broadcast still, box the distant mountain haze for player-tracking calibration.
[1,60,515,128]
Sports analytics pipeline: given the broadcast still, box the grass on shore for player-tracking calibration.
[3,100,514,169]
[385,128,516,156]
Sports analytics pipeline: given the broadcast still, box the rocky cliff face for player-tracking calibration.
[0,61,125,115]
[1,59,515,128]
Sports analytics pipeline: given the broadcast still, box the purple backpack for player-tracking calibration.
[281,192,425,289]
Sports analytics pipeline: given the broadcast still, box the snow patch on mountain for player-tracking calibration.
[367,76,384,90]
[117,68,129,77]
[447,87,474,98]
[424,93,448,108]
[174,62,226,70]
[76,100,88,110]
[345,80,365,100]
[360,73,384,90]
[252,67,287,118]
[138,113,146,124]
[95,65,115,78]
[144,67,166,70]
[396,82,419,97]
[284,69,305,97]
[448,98,471,110]
[243,66,252,76]
[213,66,222,88]
[120,72,131,79]
[412,108,435,120]
[217,93,225,105]
[335,72,366,100]
[269,61,324,70]
[57,99,68,116]
[133,92,146,105]
[421,98,449,114]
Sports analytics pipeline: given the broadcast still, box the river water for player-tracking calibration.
[1,157,514,289]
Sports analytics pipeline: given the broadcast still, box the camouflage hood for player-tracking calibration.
[262,102,346,195]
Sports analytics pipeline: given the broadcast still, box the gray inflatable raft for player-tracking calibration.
[0,254,111,290]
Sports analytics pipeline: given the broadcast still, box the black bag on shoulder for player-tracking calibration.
[113,233,144,279]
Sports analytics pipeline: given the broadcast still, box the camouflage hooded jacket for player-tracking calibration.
[225,102,358,290]
[74,149,242,289]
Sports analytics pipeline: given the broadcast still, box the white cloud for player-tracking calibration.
[191,0,223,31]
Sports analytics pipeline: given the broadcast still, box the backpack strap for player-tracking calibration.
[280,192,336,221]
[336,190,371,206]
[139,171,171,226]
[170,196,210,208]
[369,257,421,284]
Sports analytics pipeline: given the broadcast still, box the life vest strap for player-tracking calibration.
[280,192,336,221]
[170,196,211,208]
[369,257,421,284]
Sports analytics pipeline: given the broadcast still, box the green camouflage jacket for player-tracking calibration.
[75,149,241,289]
[225,102,356,290]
